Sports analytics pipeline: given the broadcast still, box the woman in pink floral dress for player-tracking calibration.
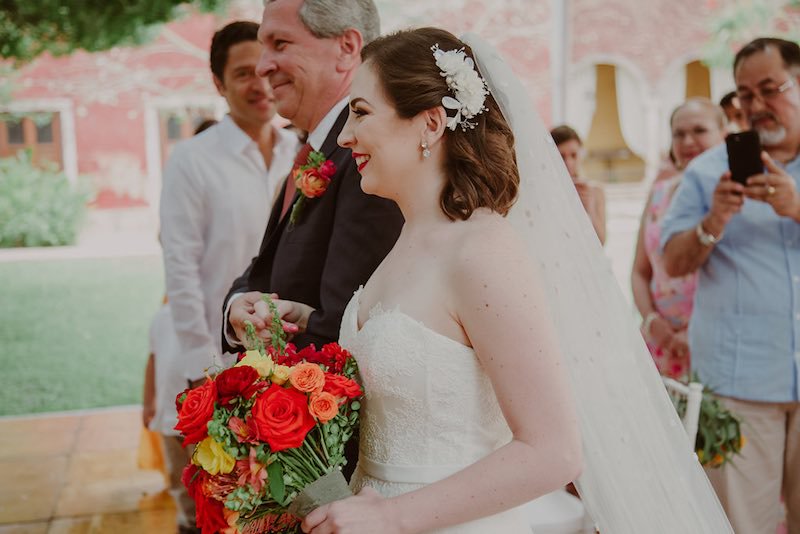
[631,98,726,379]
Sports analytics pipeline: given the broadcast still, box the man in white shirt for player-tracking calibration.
[157,20,298,534]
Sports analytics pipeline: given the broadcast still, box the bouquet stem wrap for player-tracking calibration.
[288,469,352,518]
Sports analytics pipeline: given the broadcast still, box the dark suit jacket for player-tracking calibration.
[222,107,404,353]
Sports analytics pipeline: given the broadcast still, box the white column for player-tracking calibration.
[58,101,78,184]
[643,95,661,184]
[550,0,569,125]
[143,96,163,214]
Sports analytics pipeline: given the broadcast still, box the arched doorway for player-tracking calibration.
[582,64,646,183]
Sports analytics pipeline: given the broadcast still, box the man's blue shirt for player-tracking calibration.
[661,143,800,402]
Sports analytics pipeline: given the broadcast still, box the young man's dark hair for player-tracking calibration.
[550,124,582,147]
[719,90,738,109]
[210,21,260,81]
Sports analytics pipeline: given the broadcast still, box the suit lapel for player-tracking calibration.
[261,107,350,250]
[319,107,349,158]
[278,107,350,225]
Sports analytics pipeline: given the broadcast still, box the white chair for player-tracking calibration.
[661,376,704,448]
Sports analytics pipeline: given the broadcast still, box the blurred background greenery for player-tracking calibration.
[0,256,163,415]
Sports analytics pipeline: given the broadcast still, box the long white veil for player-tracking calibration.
[461,34,733,533]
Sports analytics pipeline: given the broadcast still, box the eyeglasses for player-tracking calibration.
[737,78,796,106]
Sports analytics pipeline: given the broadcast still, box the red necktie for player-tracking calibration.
[280,143,313,219]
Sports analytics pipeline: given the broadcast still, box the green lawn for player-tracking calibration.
[0,256,164,416]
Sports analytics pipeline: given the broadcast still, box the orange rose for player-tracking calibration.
[295,168,330,198]
[322,373,362,402]
[308,391,339,423]
[289,362,325,393]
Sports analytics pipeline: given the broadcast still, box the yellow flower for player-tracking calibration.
[271,364,291,385]
[194,437,235,475]
[236,350,274,377]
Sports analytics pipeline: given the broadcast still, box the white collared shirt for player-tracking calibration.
[159,115,299,386]
[308,96,349,151]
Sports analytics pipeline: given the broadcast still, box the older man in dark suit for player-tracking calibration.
[222,0,402,355]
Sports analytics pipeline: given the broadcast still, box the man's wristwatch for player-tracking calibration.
[695,221,722,247]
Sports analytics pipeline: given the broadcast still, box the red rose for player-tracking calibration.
[248,384,316,452]
[273,342,301,366]
[215,365,261,407]
[323,373,363,401]
[321,343,351,373]
[276,343,318,367]
[175,387,191,413]
[295,168,330,198]
[294,344,319,362]
[319,160,336,178]
[182,464,228,534]
[196,494,227,534]
[175,380,217,446]
[182,463,204,499]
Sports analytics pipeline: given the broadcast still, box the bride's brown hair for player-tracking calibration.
[361,27,519,220]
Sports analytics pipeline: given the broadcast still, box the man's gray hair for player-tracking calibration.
[299,0,380,44]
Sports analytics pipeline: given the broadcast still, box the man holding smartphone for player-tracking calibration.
[661,38,800,534]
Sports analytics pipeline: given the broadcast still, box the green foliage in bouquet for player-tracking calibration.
[673,375,745,468]
[0,150,90,247]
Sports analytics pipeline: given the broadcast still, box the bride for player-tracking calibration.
[275,27,733,534]
[309,27,583,533]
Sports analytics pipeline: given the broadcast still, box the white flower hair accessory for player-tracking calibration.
[431,43,489,132]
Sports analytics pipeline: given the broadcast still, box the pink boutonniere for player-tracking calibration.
[290,151,336,225]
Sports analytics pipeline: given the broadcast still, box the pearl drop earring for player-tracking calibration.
[421,141,431,159]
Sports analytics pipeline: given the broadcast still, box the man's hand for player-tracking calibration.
[229,291,273,345]
[704,171,745,237]
[745,151,800,220]
[254,297,314,336]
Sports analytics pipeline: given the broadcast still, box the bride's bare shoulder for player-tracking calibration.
[452,209,523,249]
[448,210,534,275]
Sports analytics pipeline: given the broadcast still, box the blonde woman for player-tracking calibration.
[631,98,727,378]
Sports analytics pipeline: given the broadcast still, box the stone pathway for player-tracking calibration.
[0,406,175,533]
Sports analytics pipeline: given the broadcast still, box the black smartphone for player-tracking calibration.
[726,131,763,185]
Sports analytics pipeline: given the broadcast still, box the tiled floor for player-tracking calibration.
[0,407,177,534]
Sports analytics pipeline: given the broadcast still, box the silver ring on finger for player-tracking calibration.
[767,185,776,196]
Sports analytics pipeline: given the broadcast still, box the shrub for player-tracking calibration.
[0,150,91,247]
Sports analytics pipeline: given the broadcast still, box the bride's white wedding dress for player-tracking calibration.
[339,287,531,533]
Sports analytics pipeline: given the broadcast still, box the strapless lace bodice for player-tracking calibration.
[339,287,529,533]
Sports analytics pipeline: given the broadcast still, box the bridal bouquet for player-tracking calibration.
[175,298,363,533]
[673,376,745,468]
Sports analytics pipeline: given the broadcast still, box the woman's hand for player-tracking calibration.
[665,329,689,360]
[301,487,403,534]
[646,315,675,349]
